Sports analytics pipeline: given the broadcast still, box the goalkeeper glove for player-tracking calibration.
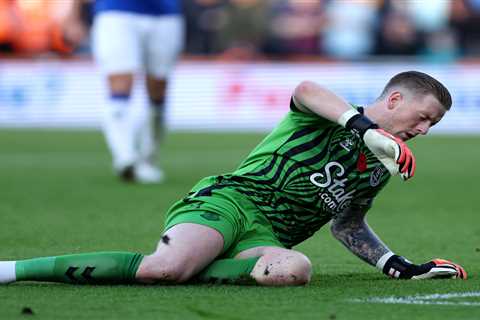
[377,253,467,280]
[338,109,415,180]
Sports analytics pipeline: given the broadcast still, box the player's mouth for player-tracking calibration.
[400,132,415,141]
[405,132,416,140]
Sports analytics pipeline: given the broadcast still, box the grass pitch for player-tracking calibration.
[0,130,479,320]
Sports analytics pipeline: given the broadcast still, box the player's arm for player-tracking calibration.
[330,206,391,267]
[330,206,467,280]
[292,81,353,121]
[293,81,415,180]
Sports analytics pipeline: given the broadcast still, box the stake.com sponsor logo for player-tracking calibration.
[309,162,354,212]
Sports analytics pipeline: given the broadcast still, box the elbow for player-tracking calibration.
[293,81,319,100]
[293,81,323,113]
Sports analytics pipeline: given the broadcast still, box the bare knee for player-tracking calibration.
[136,223,224,284]
[146,76,167,102]
[108,73,134,94]
[136,254,196,284]
[251,250,312,286]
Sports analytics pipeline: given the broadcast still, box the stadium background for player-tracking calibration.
[0,1,480,319]
[1,0,480,132]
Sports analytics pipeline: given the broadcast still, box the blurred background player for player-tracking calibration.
[65,0,184,183]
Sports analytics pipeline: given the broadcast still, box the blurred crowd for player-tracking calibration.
[1,0,480,61]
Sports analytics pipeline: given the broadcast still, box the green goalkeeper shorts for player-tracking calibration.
[163,177,285,259]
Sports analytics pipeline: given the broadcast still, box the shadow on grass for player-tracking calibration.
[4,272,385,288]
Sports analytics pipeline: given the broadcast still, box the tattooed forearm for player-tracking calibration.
[330,208,390,266]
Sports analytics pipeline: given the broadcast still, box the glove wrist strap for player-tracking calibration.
[338,109,360,127]
[376,251,395,270]
[381,254,418,279]
[346,114,379,138]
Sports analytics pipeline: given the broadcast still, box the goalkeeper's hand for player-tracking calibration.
[339,109,415,180]
[363,128,415,180]
[378,254,467,280]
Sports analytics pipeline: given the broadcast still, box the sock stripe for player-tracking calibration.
[110,93,130,100]
[127,253,144,281]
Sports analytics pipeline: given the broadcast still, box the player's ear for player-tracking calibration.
[387,91,402,110]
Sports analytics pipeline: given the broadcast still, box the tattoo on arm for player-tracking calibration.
[330,207,390,266]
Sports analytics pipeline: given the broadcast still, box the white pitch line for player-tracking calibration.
[413,292,480,300]
[351,292,480,307]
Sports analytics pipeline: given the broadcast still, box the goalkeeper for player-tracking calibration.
[0,71,466,286]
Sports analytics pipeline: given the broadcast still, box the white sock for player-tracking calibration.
[138,103,165,165]
[102,95,137,171]
[0,261,16,284]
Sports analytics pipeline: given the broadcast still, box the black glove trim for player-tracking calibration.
[383,255,422,279]
[345,114,379,138]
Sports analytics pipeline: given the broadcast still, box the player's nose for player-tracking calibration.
[416,122,430,135]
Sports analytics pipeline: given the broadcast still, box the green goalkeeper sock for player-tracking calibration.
[195,257,260,284]
[15,252,143,284]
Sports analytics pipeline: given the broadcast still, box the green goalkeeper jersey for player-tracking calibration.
[189,99,391,248]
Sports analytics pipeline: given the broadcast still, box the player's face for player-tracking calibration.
[384,93,446,141]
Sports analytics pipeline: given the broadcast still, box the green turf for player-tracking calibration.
[0,130,479,320]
